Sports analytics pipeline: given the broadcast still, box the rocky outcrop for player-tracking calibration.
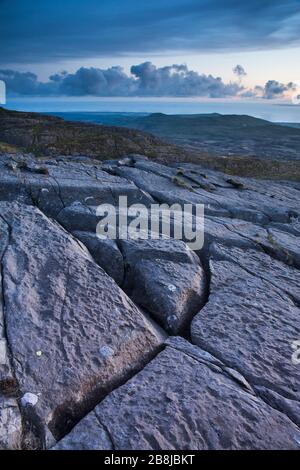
[0,142,300,450]
[0,202,165,448]
[191,242,300,423]
[53,338,300,450]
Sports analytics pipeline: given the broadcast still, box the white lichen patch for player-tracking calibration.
[168,284,177,292]
[99,345,114,359]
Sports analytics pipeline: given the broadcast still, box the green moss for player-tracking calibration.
[172,175,194,191]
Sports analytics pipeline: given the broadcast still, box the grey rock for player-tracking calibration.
[1,151,300,450]
[0,396,22,450]
[120,237,199,266]
[130,258,206,333]
[0,216,16,392]
[210,242,300,303]
[54,340,300,450]
[255,386,300,428]
[73,231,124,285]
[0,155,154,218]
[191,252,300,404]
[219,218,300,268]
[57,202,99,233]
[52,411,113,450]
[115,163,299,225]
[0,202,165,447]
[115,166,231,218]
[120,238,207,333]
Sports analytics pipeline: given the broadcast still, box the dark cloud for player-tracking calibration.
[130,63,242,97]
[262,80,296,99]
[0,1,300,64]
[233,65,247,78]
[0,63,243,98]
[0,70,55,95]
[50,67,135,96]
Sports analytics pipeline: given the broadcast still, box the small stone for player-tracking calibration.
[36,350,43,357]
[21,393,39,407]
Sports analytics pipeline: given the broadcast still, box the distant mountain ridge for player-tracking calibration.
[46,111,300,161]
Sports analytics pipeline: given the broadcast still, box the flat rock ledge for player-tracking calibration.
[0,152,300,449]
[53,338,300,450]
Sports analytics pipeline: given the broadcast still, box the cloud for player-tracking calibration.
[50,67,136,96]
[233,65,247,78]
[130,62,242,97]
[2,64,297,100]
[0,63,243,98]
[261,80,296,99]
[240,80,297,99]
[1,1,300,64]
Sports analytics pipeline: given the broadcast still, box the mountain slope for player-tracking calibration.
[49,111,300,161]
[0,107,191,161]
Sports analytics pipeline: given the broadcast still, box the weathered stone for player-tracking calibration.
[0,396,22,450]
[57,202,99,233]
[115,163,299,225]
[53,339,300,450]
[115,166,231,218]
[219,218,300,268]
[52,411,113,450]
[1,144,300,451]
[120,237,199,266]
[0,154,154,219]
[120,239,207,333]
[0,202,165,448]
[210,242,300,303]
[191,249,300,406]
[0,216,15,389]
[73,231,124,285]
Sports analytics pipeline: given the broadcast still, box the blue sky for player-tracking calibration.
[1,0,300,99]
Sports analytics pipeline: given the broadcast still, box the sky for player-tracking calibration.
[1,0,300,102]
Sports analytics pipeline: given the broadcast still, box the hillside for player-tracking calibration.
[49,111,300,161]
[0,107,191,162]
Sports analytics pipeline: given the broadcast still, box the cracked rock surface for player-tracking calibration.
[0,151,299,449]
[54,338,300,450]
[0,201,165,448]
